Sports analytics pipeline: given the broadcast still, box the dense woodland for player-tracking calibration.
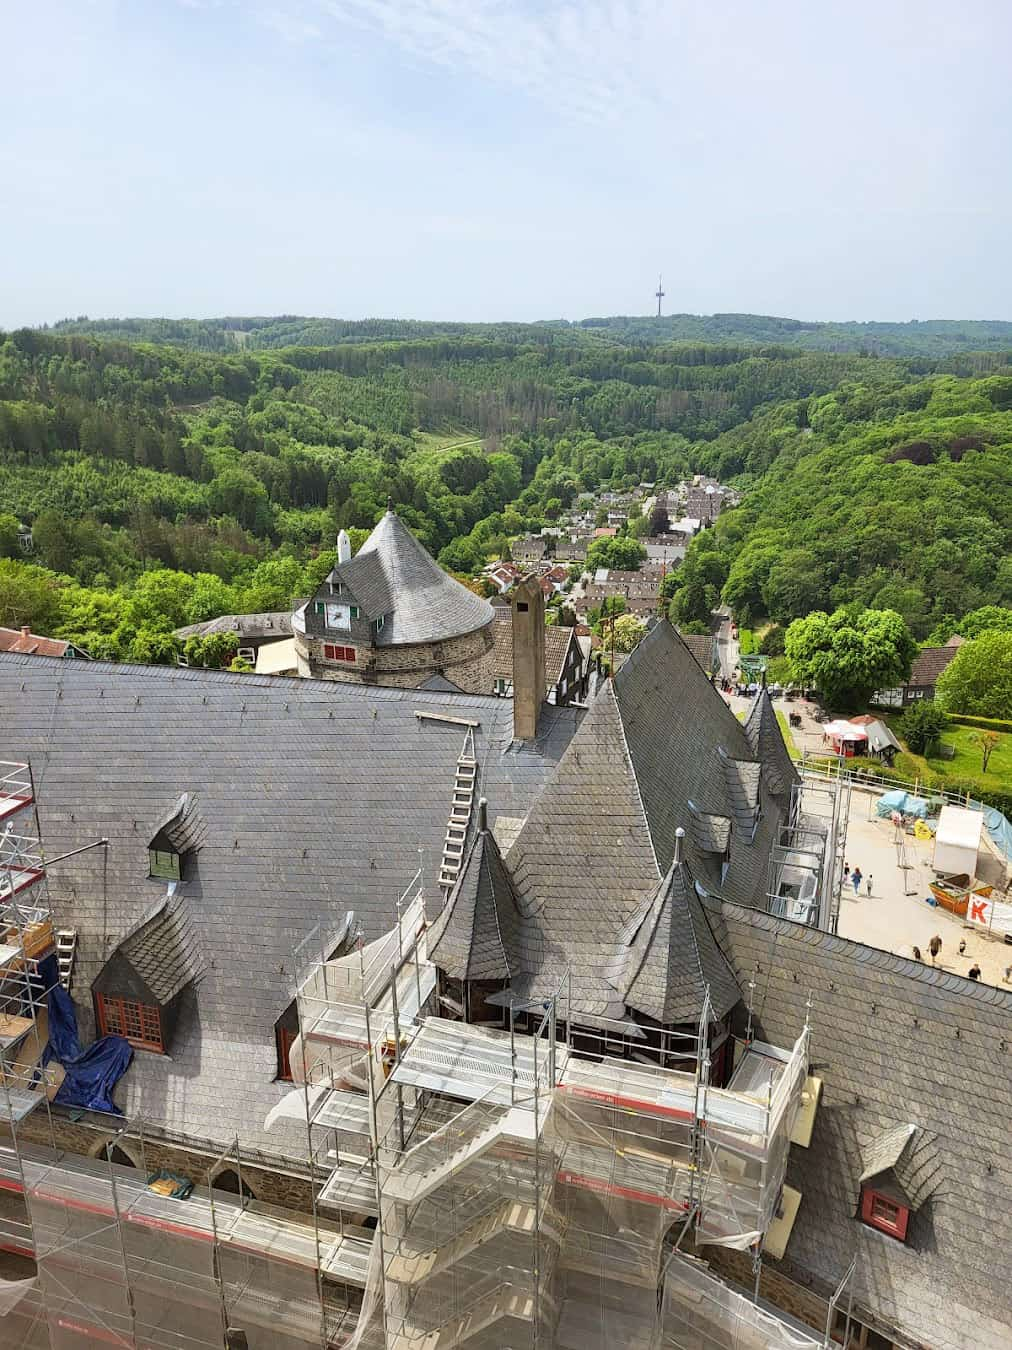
[1,320,1011,667]
[47,313,1012,357]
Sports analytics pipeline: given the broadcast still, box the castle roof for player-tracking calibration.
[331,509,494,646]
[427,813,524,982]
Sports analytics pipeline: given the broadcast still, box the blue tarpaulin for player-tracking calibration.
[875,789,929,819]
[42,985,133,1115]
[969,800,1012,865]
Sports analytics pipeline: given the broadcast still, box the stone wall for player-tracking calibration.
[11,1115,315,1213]
[296,622,495,694]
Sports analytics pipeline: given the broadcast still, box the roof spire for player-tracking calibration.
[478,796,488,833]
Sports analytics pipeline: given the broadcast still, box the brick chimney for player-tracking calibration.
[21,626,30,640]
[512,574,546,741]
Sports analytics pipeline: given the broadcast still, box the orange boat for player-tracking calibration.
[929,874,993,918]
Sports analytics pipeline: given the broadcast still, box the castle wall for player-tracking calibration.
[295,622,495,693]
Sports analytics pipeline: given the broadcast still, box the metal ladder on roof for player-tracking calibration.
[56,929,76,990]
[438,728,477,893]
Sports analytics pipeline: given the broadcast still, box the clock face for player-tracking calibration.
[326,603,350,629]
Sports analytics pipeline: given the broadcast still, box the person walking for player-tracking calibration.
[928,934,942,964]
[843,864,851,887]
[968,964,981,980]
[865,874,873,897]
[851,867,863,895]
[912,946,922,961]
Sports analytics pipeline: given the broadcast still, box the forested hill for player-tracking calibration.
[43,312,1012,357]
[0,323,1010,663]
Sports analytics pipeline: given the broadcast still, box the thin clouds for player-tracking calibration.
[298,0,681,124]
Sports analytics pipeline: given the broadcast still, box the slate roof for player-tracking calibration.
[492,615,580,688]
[427,813,523,982]
[743,686,796,803]
[612,861,741,1023]
[118,891,205,1005]
[499,622,797,1018]
[329,509,494,646]
[907,644,961,688]
[0,653,578,1154]
[174,612,292,641]
[713,900,1012,1350]
[678,631,717,673]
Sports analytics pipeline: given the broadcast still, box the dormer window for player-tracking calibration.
[149,848,181,881]
[861,1186,909,1240]
[146,793,204,883]
[857,1123,930,1246]
[329,581,344,595]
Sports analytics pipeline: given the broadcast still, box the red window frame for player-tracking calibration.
[323,643,356,663]
[860,1186,908,1240]
[96,994,164,1053]
[277,1024,297,1081]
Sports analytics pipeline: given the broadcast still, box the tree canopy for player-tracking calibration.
[784,607,917,710]
[936,631,1012,720]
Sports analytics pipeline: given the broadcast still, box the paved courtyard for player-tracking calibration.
[838,789,1012,988]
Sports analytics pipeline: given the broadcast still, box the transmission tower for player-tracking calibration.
[655,274,665,317]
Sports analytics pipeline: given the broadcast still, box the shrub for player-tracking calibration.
[898,701,949,753]
[946,713,1012,732]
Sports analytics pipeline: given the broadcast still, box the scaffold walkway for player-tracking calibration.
[0,1143,374,1287]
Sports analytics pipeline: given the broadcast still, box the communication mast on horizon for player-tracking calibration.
[655,274,665,317]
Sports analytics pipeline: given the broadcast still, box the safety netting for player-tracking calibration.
[662,1254,823,1350]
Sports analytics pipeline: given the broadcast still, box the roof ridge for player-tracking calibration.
[611,680,661,880]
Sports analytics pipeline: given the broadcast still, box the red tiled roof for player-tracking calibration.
[908,645,961,688]
[0,626,69,657]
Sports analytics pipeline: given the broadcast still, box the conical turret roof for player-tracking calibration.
[331,508,493,646]
[427,821,523,983]
[612,859,741,1024]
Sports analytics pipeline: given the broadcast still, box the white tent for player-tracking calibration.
[932,804,984,877]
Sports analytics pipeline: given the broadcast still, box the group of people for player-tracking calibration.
[910,933,982,980]
[844,864,872,896]
[844,862,990,981]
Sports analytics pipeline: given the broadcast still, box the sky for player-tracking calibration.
[4,0,1012,327]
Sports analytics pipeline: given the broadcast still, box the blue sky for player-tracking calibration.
[4,0,1011,326]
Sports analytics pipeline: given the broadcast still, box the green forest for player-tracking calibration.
[1,319,1011,666]
[47,312,1012,357]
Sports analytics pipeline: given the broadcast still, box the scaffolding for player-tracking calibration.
[0,762,374,1350]
[1,758,830,1350]
[766,774,850,933]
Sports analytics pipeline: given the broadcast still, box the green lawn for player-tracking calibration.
[775,710,801,760]
[927,725,1012,791]
[738,628,756,655]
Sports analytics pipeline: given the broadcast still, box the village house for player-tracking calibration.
[174,611,293,665]
[873,636,965,708]
[0,625,91,660]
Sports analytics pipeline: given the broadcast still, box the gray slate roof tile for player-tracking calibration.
[327,509,494,645]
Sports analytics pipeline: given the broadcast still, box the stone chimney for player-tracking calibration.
[512,575,546,741]
[21,626,31,640]
[337,529,352,564]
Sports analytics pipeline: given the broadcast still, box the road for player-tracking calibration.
[715,609,738,681]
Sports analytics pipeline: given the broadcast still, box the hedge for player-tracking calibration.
[946,713,1012,732]
[804,755,1012,817]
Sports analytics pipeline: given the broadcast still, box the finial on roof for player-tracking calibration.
[673,826,685,866]
[387,496,395,513]
[478,796,488,833]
